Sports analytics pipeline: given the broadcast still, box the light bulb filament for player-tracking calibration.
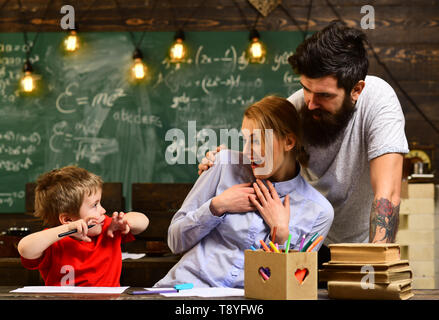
[132,58,147,80]
[250,41,263,59]
[170,38,186,62]
[64,31,79,52]
[21,72,34,92]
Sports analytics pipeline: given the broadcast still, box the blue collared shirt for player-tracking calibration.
[155,150,334,288]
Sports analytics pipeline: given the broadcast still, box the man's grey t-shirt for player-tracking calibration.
[288,75,409,244]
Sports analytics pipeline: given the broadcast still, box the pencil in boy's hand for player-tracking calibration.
[58,224,96,238]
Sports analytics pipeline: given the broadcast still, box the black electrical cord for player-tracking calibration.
[17,0,54,60]
[168,0,206,31]
[304,0,313,38]
[279,0,313,41]
[114,0,157,50]
[278,4,306,39]
[231,0,261,32]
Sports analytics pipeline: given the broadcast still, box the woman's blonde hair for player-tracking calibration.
[243,95,309,166]
[34,165,103,227]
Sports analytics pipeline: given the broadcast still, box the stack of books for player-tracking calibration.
[320,243,414,300]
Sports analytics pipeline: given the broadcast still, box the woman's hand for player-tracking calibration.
[250,179,290,244]
[210,183,256,216]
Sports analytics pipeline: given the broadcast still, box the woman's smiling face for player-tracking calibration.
[241,116,286,181]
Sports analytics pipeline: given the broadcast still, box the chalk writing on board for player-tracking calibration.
[56,82,127,114]
[74,137,119,164]
[0,131,41,145]
[0,191,25,207]
[112,107,162,128]
[195,45,243,72]
[0,158,33,172]
[272,51,295,72]
[49,121,119,164]
[0,144,37,156]
[171,92,256,110]
[283,70,300,86]
[0,42,34,53]
[0,131,41,172]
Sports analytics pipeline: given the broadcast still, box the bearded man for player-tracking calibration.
[198,20,409,266]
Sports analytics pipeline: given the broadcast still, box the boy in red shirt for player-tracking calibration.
[17,166,149,286]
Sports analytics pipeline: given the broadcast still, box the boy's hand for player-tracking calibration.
[68,218,94,242]
[107,212,130,238]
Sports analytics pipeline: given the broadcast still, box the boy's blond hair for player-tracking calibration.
[34,166,103,227]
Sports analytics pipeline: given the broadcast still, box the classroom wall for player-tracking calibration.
[1,0,438,179]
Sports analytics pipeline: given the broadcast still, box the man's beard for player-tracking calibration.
[300,95,356,148]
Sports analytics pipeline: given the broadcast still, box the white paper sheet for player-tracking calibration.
[10,286,129,294]
[156,287,244,297]
[122,252,146,260]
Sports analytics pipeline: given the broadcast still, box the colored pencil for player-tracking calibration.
[306,235,324,252]
[269,241,280,253]
[271,226,277,243]
[300,232,319,252]
[298,234,306,251]
[285,234,292,253]
[259,240,271,252]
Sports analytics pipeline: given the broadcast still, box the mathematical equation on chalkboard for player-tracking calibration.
[0,131,40,172]
[0,41,300,171]
[0,31,304,212]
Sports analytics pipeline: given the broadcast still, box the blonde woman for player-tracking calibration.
[155,96,333,288]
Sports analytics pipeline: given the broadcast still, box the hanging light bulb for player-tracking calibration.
[131,48,147,80]
[247,29,266,63]
[20,60,37,93]
[169,30,187,63]
[64,29,79,52]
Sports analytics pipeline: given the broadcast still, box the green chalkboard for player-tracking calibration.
[0,31,303,213]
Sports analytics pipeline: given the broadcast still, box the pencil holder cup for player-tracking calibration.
[244,250,317,300]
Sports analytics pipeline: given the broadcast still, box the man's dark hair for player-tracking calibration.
[288,20,369,94]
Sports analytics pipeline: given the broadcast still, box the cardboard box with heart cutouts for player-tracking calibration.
[244,250,317,300]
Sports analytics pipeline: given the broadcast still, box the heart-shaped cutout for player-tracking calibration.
[258,267,271,281]
[295,268,309,284]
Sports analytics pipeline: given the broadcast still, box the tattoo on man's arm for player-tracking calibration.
[370,197,400,243]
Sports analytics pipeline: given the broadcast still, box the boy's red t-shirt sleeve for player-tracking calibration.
[21,255,44,270]
[122,231,135,243]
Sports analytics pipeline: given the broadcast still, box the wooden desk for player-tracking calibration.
[0,255,181,287]
[0,286,438,300]
[0,286,244,300]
